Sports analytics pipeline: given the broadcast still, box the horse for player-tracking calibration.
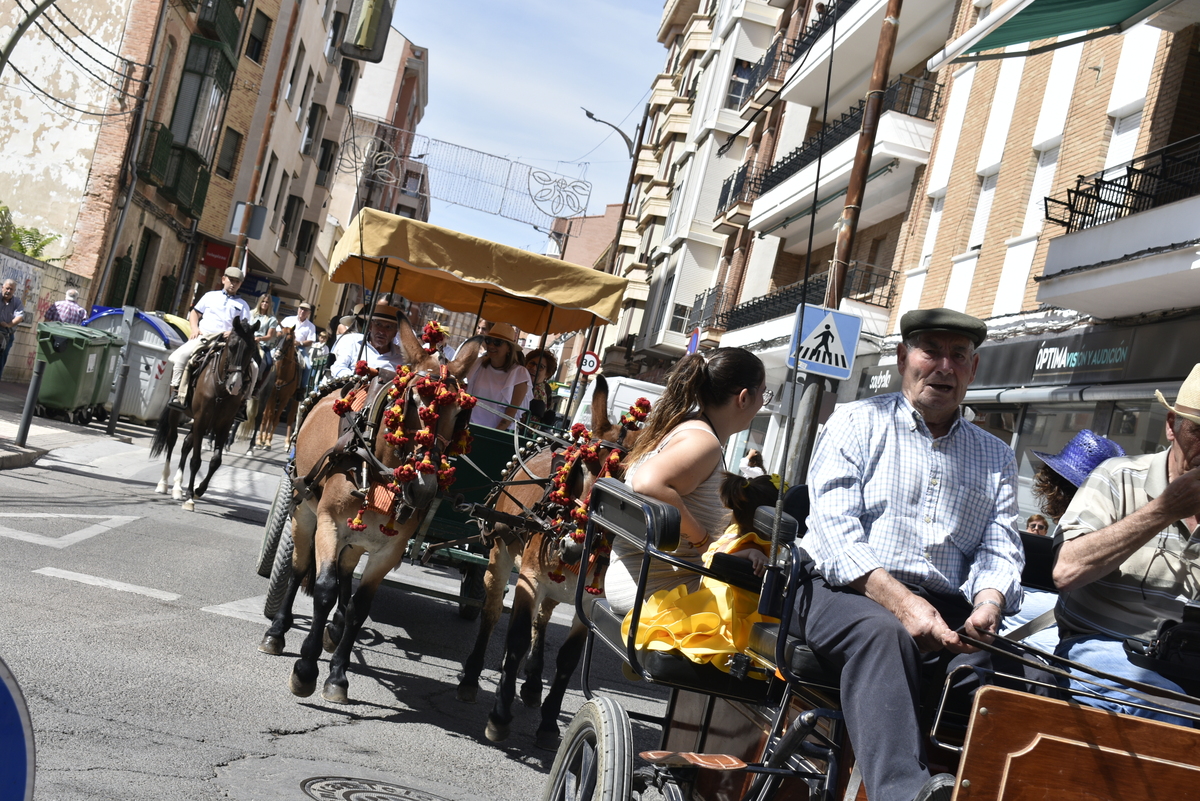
[258,320,482,705]
[457,376,649,748]
[255,327,299,451]
[152,317,259,510]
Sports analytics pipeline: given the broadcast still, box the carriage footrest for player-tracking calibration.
[639,751,747,771]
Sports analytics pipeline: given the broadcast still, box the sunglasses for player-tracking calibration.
[1028,523,1047,531]
[484,337,509,347]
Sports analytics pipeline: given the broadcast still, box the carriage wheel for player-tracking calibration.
[457,563,487,621]
[263,521,294,619]
[540,697,632,801]
[255,472,294,578]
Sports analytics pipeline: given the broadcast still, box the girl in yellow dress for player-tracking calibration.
[622,473,781,673]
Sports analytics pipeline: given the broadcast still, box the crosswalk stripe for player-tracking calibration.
[33,568,180,601]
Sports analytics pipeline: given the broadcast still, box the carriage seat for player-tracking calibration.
[1020,531,1057,594]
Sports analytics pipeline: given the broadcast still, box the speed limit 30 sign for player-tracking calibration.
[577,351,600,375]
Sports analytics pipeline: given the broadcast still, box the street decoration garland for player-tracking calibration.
[335,322,475,536]
[545,397,653,593]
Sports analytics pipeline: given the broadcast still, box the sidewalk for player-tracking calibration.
[0,380,149,469]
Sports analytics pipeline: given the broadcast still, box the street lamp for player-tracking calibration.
[582,108,636,159]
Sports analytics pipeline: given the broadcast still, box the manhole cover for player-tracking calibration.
[301,777,453,801]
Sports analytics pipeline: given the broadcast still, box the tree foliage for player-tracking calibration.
[0,203,61,259]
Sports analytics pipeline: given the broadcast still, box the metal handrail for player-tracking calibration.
[716,161,767,218]
[741,36,799,110]
[722,262,896,331]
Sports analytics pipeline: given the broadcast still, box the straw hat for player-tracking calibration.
[1156,364,1200,426]
[369,304,401,324]
[488,322,518,344]
[1031,430,1126,488]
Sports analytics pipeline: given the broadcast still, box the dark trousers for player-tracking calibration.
[0,329,12,380]
[790,565,1049,801]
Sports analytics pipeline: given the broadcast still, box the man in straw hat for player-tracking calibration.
[793,309,1045,801]
[1051,364,1200,723]
[328,304,406,378]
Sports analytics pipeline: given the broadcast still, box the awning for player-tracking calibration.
[327,209,628,334]
[927,0,1177,71]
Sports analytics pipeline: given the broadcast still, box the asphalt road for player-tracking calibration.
[0,431,667,800]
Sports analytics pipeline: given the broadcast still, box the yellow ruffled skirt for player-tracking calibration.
[620,527,778,673]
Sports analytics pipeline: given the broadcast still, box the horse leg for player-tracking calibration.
[534,616,589,751]
[485,577,537,742]
[181,430,204,511]
[290,514,340,697]
[520,596,558,709]
[322,546,390,705]
[194,422,229,498]
[155,433,175,494]
[323,545,359,653]
[457,537,518,703]
[173,432,194,501]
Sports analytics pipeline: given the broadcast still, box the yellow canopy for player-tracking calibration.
[327,209,628,334]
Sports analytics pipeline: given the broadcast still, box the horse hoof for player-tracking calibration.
[520,684,543,709]
[181,499,195,512]
[322,680,350,705]
[172,488,182,501]
[484,716,510,743]
[534,727,562,752]
[245,448,254,456]
[154,481,168,494]
[322,628,338,653]
[456,683,478,704]
[258,634,284,655]
[289,669,317,698]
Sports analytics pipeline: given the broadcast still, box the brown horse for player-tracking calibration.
[255,327,299,450]
[152,316,259,511]
[457,376,646,748]
[258,318,482,704]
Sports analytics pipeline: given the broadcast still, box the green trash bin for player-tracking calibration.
[35,322,110,424]
[88,329,126,421]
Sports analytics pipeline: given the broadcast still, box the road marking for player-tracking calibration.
[0,514,140,548]
[202,594,311,624]
[33,568,180,601]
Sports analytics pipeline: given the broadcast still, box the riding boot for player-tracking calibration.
[167,385,186,411]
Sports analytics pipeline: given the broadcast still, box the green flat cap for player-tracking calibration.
[900,308,988,347]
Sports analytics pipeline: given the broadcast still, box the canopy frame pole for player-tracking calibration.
[471,291,488,335]
[356,257,388,365]
[565,321,597,424]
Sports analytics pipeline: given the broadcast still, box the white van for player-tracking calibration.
[571,375,666,429]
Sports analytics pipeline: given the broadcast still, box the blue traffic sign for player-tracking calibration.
[0,656,34,801]
[788,303,862,381]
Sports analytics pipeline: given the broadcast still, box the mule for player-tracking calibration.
[258,319,483,704]
[255,328,300,451]
[457,376,647,748]
[151,316,259,511]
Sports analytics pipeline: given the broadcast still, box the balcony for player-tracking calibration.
[723,262,896,331]
[781,0,954,112]
[197,0,240,52]
[136,121,173,187]
[687,285,737,333]
[739,36,798,120]
[161,145,211,219]
[714,161,765,233]
[749,76,940,251]
[1037,135,1200,318]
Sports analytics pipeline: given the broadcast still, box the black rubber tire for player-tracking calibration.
[540,697,632,801]
[458,563,487,621]
[255,473,293,578]
[263,521,294,619]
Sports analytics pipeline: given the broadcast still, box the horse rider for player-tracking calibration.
[168,266,255,410]
[328,305,405,378]
[279,301,317,390]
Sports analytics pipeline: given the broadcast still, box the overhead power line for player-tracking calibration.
[8,64,137,117]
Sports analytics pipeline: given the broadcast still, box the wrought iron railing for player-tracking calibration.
[687,285,737,331]
[723,262,896,330]
[759,75,942,196]
[716,161,766,219]
[1044,134,1200,234]
[740,36,798,110]
[793,0,861,64]
[161,145,210,219]
[197,0,241,52]
[136,121,173,187]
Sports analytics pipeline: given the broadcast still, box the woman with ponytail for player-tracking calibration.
[605,347,768,616]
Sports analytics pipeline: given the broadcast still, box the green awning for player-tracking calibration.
[969,0,1166,52]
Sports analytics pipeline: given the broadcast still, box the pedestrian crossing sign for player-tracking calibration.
[788,304,862,381]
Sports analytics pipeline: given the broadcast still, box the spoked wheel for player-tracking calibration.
[255,472,293,577]
[458,563,487,620]
[541,697,632,801]
[263,520,294,619]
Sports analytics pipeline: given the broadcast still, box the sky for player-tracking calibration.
[392,0,667,253]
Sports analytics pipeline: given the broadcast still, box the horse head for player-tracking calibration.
[222,317,260,398]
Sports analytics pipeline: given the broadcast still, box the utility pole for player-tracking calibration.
[788,0,904,482]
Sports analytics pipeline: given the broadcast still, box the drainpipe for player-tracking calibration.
[91,0,169,307]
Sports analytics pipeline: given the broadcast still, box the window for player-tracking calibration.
[315,140,336,187]
[669,303,690,333]
[919,195,944,268]
[245,11,270,64]
[279,194,305,250]
[336,58,356,105]
[149,38,176,123]
[975,0,992,22]
[725,59,753,109]
[214,128,242,179]
[295,220,319,268]
[652,271,675,335]
[1022,146,1060,235]
[403,171,421,196]
[270,172,291,231]
[169,37,235,162]
[296,68,314,124]
[325,12,345,62]
[259,152,278,204]
[967,173,998,251]
[301,104,325,155]
[1103,110,1142,178]
[284,44,305,106]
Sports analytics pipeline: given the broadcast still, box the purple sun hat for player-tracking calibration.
[1031,429,1126,488]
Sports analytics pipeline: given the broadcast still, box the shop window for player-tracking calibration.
[1106,400,1170,457]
